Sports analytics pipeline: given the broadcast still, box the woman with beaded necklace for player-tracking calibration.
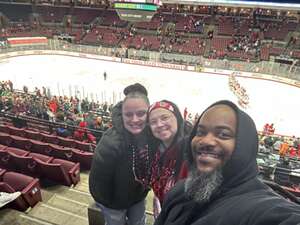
[89,83,158,225]
[148,100,192,219]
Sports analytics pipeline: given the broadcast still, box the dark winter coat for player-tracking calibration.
[89,101,157,209]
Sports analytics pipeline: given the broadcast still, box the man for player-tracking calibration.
[154,100,300,225]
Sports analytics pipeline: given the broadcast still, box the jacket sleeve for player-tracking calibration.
[89,129,121,207]
[251,202,300,225]
[244,191,300,225]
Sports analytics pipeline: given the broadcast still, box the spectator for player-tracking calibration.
[73,120,96,143]
[155,100,300,225]
[148,100,191,219]
[89,83,158,225]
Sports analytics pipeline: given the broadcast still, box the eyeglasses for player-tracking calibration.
[149,114,173,127]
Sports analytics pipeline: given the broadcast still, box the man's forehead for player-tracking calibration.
[199,104,237,126]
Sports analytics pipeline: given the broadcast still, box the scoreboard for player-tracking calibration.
[114,1,159,22]
[164,0,300,9]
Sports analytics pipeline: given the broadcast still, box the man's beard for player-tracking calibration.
[184,164,223,203]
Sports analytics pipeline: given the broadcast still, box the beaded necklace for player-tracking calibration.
[131,143,152,188]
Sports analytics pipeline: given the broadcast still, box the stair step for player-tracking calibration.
[43,185,93,204]
[73,181,90,193]
[17,214,58,225]
[46,194,89,217]
[29,203,88,225]
[0,208,57,225]
[0,208,22,225]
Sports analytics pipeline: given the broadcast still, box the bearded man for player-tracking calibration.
[154,100,300,225]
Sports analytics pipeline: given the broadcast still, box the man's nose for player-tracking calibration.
[201,132,217,146]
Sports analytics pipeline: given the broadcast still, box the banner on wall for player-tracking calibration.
[7,37,48,46]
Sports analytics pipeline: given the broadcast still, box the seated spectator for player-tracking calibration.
[74,121,96,143]
[56,125,72,138]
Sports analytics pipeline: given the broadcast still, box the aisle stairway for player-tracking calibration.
[0,170,155,225]
[0,171,92,225]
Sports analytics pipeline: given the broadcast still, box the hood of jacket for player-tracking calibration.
[187,100,259,190]
[112,101,124,133]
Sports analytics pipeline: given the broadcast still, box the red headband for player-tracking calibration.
[149,101,175,113]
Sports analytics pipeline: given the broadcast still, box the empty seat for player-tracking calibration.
[48,144,73,160]
[24,129,42,141]
[52,158,80,185]
[8,126,25,137]
[58,136,76,148]
[0,168,6,177]
[29,140,51,155]
[10,136,32,150]
[9,153,40,177]
[1,171,42,210]
[75,140,92,152]
[0,125,8,133]
[6,147,29,156]
[71,149,93,170]
[28,152,53,163]
[35,158,80,186]
[0,150,14,170]
[0,144,7,151]
[40,133,59,145]
[0,132,13,146]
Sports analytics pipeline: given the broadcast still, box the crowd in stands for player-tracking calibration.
[259,128,300,160]
[0,80,112,143]
[0,1,299,64]
[228,72,250,109]
[2,79,300,161]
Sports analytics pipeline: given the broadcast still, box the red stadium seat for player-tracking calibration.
[35,158,80,186]
[1,171,42,210]
[0,144,7,151]
[24,129,42,141]
[0,168,6,177]
[7,126,25,137]
[0,182,28,211]
[47,144,73,160]
[0,132,13,147]
[0,150,14,170]
[75,140,92,152]
[9,153,40,177]
[6,147,29,156]
[29,140,51,155]
[40,133,59,145]
[52,158,80,185]
[28,152,53,163]
[58,136,76,148]
[71,149,93,170]
[0,124,8,133]
[10,135,32,150]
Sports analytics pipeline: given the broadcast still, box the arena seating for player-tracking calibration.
[0,171,42,211]
[72,8,101,24]
[0,146,81,186]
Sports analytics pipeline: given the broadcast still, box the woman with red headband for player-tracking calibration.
[148,100,191,219]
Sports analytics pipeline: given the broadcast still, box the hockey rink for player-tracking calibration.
[0,54,300,136]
